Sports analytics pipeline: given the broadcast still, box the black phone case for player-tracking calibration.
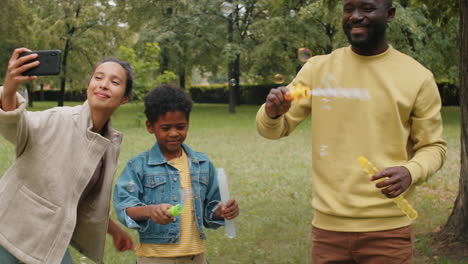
[20,50,62,76]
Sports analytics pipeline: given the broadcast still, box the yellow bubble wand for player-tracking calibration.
[284,82,311,102]
[357,156,418,220]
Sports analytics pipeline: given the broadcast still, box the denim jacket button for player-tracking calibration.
[173,178,177,181]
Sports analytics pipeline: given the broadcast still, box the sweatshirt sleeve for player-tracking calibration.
[0,86,28,151]
[256,60,314,139]
[255,97,312,140]
[403,74,447,185]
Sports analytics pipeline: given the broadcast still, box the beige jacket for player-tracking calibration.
[0,87,123,264]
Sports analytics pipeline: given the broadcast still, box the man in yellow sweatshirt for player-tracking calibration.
[256,0,447,263]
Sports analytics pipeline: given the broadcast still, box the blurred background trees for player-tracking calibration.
[0,0,460,108]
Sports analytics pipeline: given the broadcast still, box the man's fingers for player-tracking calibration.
[372,167,397,180]
[382,187,402,198]
[266,87,291,105]
[266,90,284,105]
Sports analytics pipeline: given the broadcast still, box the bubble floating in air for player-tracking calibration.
[297,48,313,63]
[274,74,285,84]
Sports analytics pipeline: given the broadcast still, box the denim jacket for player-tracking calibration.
[113,143,223,244]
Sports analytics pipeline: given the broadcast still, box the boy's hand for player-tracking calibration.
[146,204,175,225]
[214,199,239,220]
[371,166,412,198]
[265,86,292,119]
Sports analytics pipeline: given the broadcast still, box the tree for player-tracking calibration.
[244,0,324,83]
[391,1,459,88]
[116,0,225,89]
[118,43,177,100]
[18,0,134,106]
[0,1,35,81]
[436,0,468,246]
[220,0,260,113]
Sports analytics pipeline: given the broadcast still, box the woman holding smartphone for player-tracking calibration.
[0,48,134,264]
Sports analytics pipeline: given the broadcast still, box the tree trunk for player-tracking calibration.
[58,5,79,106]
[325,24,335,54]
[400,0,409,8]
[178,59,186,90]
[437,0,468,242]
[178,43,187,90]
[228,13,236,114]
[40,83,44,101]
[26,81,33,108]
[234,53,240,105]
[59,38,71,107]
[161,47,170,74]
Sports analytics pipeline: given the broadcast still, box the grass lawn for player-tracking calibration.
[0,102,464,263]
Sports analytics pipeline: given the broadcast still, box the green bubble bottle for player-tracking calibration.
[168,188,192,217]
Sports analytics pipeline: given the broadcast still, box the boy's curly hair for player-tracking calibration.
[144,84,193,124]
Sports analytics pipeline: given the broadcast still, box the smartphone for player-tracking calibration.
[19,50,62,76]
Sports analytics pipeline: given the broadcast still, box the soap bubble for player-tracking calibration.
[274,74,285,84]
[297,48,313,63]
[230,78,236,87]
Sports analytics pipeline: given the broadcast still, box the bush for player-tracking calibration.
[437,81,459,106]
[31,82,459,106]
[189,83,282,105]
[189,84,229,104]
[31,89,86,102]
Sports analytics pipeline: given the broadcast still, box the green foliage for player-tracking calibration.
[388,2,459,84]
[408,0,459,24]
[0,0,461,101]
[118,43,177,100]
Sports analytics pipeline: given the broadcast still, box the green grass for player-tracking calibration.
[0,102,464,263]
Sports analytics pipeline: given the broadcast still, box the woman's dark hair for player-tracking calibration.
[90,58,133,97]
[144,84,193,124]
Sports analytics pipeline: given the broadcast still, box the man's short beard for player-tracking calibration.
[343,22,387,50]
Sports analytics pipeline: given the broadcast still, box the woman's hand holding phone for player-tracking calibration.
[1,48,39,111]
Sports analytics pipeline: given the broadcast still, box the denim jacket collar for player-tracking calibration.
[148,143,207,165]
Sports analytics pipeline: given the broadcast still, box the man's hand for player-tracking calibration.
[371,166,412,198]
[265,86,292,119]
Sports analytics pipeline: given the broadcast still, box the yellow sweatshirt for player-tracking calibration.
[256,46,447,232]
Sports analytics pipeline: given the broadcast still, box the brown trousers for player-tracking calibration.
[312,226,413,264]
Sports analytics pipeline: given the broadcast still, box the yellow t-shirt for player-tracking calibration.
[135,151,206,257]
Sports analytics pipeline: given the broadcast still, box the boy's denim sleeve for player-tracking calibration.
[113,159,151,232]
[203,161,224,229]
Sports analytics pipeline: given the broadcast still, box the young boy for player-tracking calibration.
[113,85,239,264]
